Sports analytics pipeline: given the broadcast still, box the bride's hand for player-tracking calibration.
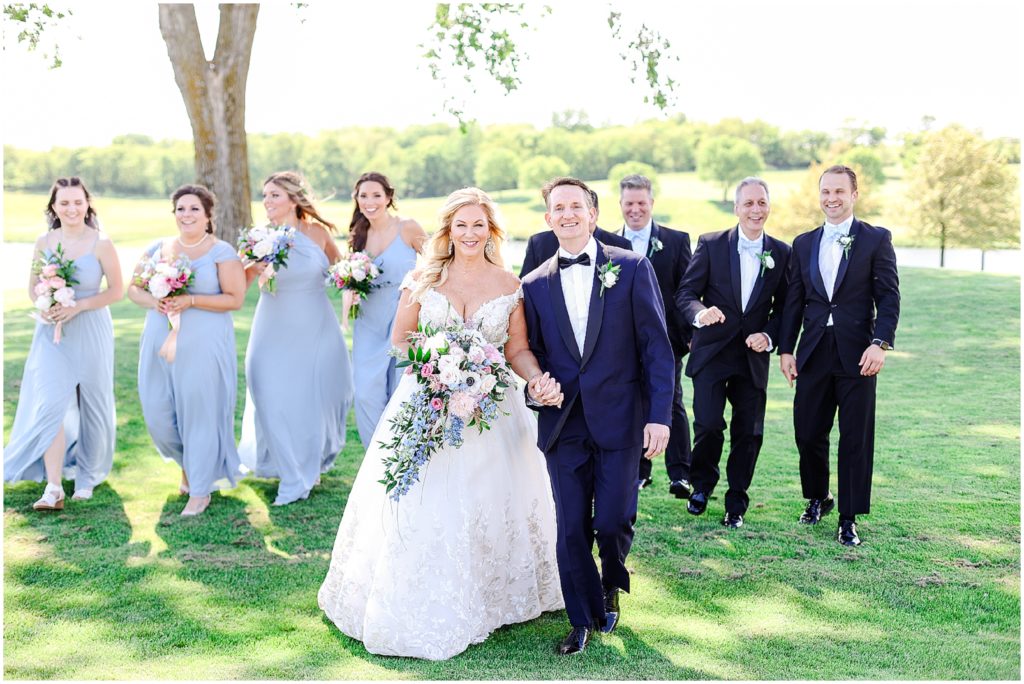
[528,372,562,406]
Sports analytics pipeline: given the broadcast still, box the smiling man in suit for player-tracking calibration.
[778,165,900,547]
[519,189,630,278]
[675,177,791,528]
[617,174,694,499]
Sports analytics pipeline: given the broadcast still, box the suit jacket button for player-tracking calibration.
[831,304,837,309]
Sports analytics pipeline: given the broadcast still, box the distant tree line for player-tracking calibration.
[6,114,951,200]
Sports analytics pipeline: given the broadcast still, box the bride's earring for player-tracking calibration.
[484,237,495,258]
[447,240,455,256]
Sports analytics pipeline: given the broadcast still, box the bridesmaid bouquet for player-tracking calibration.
[31,244,79,343]
[378,324,515,501]
[134,254,195,362]
[238,225,296,293]
[325,251,381,320]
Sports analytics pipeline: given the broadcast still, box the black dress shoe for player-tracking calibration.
[669,478,693,499]
[722,512,743,528]
[687,490,709,516]
[798,493,835,524]
[638,477,653,490]
[838,520,861,546]
[602,587,620,633]
[557,625,591,655]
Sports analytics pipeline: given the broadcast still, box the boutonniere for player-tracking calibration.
[647,236,663,258]
[597,262,620,297]
[836,234,855,259]
[757,249,774,278]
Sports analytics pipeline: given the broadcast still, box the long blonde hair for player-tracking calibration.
[410,187,505,303]
[263,171,337,232]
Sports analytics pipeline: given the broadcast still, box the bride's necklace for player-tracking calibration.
[177,233,209,249]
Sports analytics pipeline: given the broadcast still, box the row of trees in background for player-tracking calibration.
[15,114,1013,201]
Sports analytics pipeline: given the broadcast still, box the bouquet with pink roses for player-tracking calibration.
[325,251,381,320]
[31,244,78,343]
[378,324,515,500]
[134,254,195,362]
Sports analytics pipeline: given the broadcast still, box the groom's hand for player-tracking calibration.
[858,344,886,376]
[780,353,797,387]
[528,372,563,407]
[642,423,670,459]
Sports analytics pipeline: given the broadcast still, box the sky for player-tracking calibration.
[2,0,1022,151]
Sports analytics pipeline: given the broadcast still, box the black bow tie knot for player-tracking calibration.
[558,253,591,269]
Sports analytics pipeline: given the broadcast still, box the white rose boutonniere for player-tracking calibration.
[597,262,621,297]
[647,236,663,258]
[837,234,855,259]
[757,249,774,278]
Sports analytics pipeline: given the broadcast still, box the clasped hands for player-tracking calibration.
[697,307,770,352]
[527,372,563,408]
[158,294,192,316]
[43,303,79,324]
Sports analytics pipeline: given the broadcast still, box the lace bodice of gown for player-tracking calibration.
[402,273,523,347]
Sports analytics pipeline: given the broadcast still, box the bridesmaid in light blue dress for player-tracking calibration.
[128,185,246,517]
[345,172,427,448]
[238,171,353,505]
[4,177,123,511]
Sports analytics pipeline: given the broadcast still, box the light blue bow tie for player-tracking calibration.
[739,240,761,253]
[824,225,846,241]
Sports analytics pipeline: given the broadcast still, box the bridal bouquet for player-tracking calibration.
[378,324,515,501]
[134,254,195,362]
[238,225,296,293]
[325,251,381,320]
[31,244,79,343]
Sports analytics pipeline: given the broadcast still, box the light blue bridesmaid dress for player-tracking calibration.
[4,237,116,491]
[238,229,353,505]
[352,235,417,448]
[137,239,241,497]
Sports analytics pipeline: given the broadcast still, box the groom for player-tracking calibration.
[522,177,674,655]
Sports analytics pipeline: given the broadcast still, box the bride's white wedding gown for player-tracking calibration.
[318,283,563,660]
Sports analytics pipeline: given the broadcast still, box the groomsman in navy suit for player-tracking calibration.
[617,174,694,498]
[522,177,674,655]
[675,178,791,528]
[519,190,630,277]
[779,165,900,547]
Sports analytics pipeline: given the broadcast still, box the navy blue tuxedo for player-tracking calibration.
[522,242,673,629]
[518,226,630,278]
[674,226,791,515]
[779,218,900,516]
[619,222,694,485]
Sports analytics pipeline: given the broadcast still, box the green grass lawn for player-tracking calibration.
[3,267,1020,679]
[3,169,916,246]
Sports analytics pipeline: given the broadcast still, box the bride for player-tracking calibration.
[318,187,565,660]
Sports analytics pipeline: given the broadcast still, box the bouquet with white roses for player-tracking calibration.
[30,243,79,343]
[325,251,381,320]
[133,254,195,362]
[237,225,296,293]
[378,324,515,501]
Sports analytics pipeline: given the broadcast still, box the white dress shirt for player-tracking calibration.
[558,237,598,354]
[820,215,854,325]
[623,219,652,256]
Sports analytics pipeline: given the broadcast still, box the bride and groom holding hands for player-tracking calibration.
[318,177,674,659]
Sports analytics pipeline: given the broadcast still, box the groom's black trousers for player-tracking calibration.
[794,328,876,516]
[544,400,641,630]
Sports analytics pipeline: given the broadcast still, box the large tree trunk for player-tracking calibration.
[158,4,258,245]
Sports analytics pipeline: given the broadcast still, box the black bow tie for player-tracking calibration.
[558,253,591,269]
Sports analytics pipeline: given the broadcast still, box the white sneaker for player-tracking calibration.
[72,488,94,501]
[33,483,66,511]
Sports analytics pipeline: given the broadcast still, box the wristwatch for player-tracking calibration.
[871,338,891,350]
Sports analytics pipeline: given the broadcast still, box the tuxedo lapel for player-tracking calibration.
[545,255,582,363]
[646,222,662,260]
[831,219,860,296]
[744,232,771,313]
[808,226,829,300]
[579,246,607,368]
[727,227,743,312]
